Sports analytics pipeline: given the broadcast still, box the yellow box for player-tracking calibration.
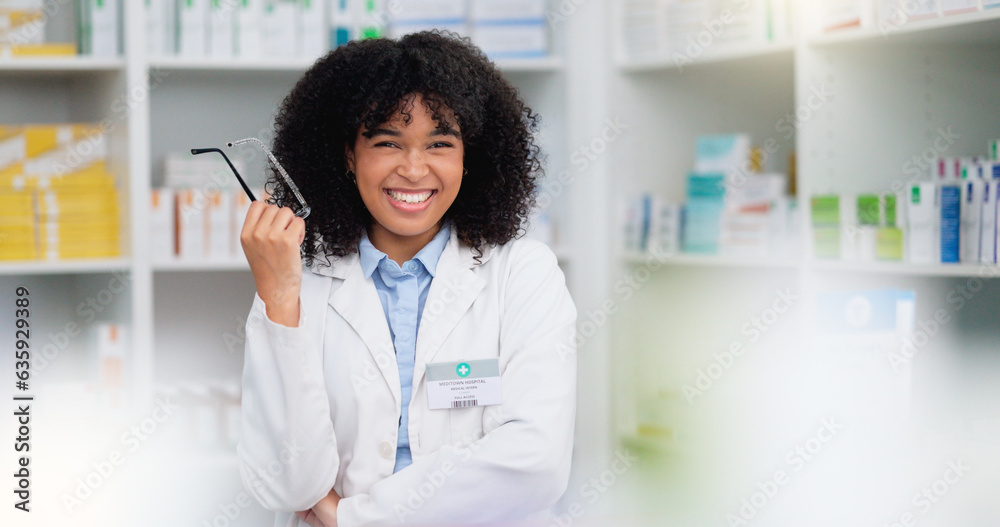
[43,239,120,259]
[3,43,78,56]
[41,222,120,242]
[23,124,93,158]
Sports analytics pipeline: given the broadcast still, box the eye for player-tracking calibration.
[374,141,399,148]
[430,141,454,148]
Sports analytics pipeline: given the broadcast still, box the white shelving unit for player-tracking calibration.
[607,4,1000,525]
[0,2,603,526]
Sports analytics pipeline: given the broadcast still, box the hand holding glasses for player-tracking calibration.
[191,137,311,219]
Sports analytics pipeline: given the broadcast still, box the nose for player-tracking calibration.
[398,148,429,181]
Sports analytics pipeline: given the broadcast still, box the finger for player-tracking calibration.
[254,204,281,237]
[268,206,297,231]
[292,217,306,245]
[241,201,267,238]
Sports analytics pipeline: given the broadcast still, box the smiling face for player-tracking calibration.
[347,94,465,261]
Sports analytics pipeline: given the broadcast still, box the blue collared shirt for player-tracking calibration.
[358,223,451,473]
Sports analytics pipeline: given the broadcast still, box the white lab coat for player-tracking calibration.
[238,229,578,527]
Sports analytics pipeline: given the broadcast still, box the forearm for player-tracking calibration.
[239,293,341,511]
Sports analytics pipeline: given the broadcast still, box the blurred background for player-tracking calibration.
[1,1,999,525]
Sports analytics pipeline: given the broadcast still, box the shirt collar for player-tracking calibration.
[358,222,452,279]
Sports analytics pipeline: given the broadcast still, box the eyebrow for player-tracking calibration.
[362,126,462,139]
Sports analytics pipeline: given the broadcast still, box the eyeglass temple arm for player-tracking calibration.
[190,148,258,202]
[227,138,311,219]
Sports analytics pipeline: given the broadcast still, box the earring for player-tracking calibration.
[346,169,356,183]
[462,168,468,177]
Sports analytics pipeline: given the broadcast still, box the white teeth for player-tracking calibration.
[388,190,432,204]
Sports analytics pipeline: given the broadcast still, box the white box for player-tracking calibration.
[695,134,752,185]
[470,21,547,59]
[941,0,979,15]
[959,178,984,263]
[297,0,326,59]
[469,0,543,21]
[91,322,127,411]
[151,187,175,263]
[84,0,120,57]
[146,0,176,56]
[209,0,237,58]
[389,21,467,39]
[821,0,872,31]
[178,0,209,57]
[980,180,998,263]
[237,0,264,58]
[906,182,939,264]
[262,0,296,58]
[205,188,234,260]
[902,0,940,20]
[176,188,206,260]
[840,193,859,260]
[394,0,467,22]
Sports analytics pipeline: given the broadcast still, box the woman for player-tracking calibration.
[238,31,577,527]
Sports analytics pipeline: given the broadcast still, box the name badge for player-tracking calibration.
[425,359,503,410]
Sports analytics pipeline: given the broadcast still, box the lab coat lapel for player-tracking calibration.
[413,233,486,389]
[327,256,401,406]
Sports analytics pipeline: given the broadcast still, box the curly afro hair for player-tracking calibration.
[266,30,543,266]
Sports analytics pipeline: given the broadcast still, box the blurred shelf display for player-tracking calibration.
[622,252,799,270]
[0,257,130,275]
[0,56,125,73]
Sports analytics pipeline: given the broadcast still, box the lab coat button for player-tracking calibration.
[379,441,394,459]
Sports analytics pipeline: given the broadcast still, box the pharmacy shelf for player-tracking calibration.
[808,7,1000,47]
[617,42,794,73]
[622,251,799,270]
[495,56,564,72]
[806,259,1000,278]
[148,56,319,72]
[148,55,563,73]
[152,259,250,272]
[0,257,131,276]
[0,56,126,74]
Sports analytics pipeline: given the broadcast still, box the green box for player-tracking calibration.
[876,227,903,261]
[811,195,840,226]
[857,194,880,226]
[813,226,840,259]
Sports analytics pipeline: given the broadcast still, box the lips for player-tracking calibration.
[386,189,433,204]
[384,188,436,212]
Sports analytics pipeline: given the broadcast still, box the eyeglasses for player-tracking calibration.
[191,137,311,219]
